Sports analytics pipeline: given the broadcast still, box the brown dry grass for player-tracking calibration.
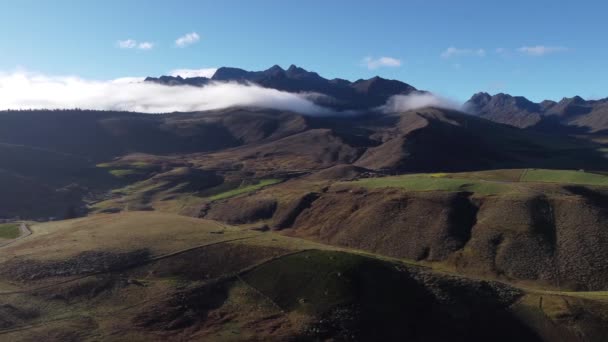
[0,212,254,262]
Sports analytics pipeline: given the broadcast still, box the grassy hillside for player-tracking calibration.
[206,179,282,201]
[1,212,607,341]
[2,107,607,221]
[0,212,245,263]
[521,169,608,186]
[348,174,512,195]
[361,169,608,189]
[198,167,608,292]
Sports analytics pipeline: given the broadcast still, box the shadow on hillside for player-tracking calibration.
[564,185,608,216]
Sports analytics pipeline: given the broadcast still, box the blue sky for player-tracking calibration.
[1,0,607,102]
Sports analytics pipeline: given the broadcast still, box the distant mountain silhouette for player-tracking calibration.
[465,92,608,133]
[145,65,419,110]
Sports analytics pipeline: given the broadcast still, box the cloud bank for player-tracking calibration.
[169,68,217,78]
[362,56,402,69]
[0,71,333,115]
[0,71,461,116]
[381,93,461,113]
[175,32,200,47]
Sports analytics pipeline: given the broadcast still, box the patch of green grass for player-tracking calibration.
[350,175,511,195]
[130,161,154,169]
[241,249,432,322]
[0,223,20,239]
[98,161,154,169]
[522,169,608,186]
[446,169,525,182]
[539,290,608,302]
[207,179,282,201]
[429,173,449,178]
[242,250,368,314]
[109,169,143,178]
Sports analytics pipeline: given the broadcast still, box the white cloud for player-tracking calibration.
[362,56,402,70]
[111,77,147,84]
[0,71,333,115]
[117,39,137,49]
[169,68,218,78]
[137,42,154,50]
[175,32,200,47]
[117,39,154,50]
[441,47,486,58]
[517,45,568,56]
[381,92,461,113]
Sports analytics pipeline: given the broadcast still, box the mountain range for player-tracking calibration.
[147,64,608,134]
[465,92,608,134]
[145,64,420,111]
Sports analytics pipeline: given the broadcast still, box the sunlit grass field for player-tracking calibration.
[0,223,20,239]
[349,174,511,195]
[208,179,283,201]
[347,168,608,195]
[521,169,608,186]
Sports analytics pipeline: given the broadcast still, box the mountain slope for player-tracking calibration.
[1,106,606,220]
[353,108,607,172]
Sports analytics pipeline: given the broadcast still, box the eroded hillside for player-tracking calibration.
[2,106,608,341]
[1,212,607,341]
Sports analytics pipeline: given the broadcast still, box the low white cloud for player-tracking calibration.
[517,45,568,56]
[362,56,402,70]
[0,71,333,115]
[110,77,147,84]
[117,39,154,50]
[381,93,461,113]
[169,68,217,78]
[175,32,200,47]
[441,47,486,58]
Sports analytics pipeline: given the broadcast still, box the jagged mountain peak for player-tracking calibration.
[145,65,420,111]
[466,92,539,112]
[559,95,586,105]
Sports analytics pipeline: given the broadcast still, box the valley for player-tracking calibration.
[1,67,607,341]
